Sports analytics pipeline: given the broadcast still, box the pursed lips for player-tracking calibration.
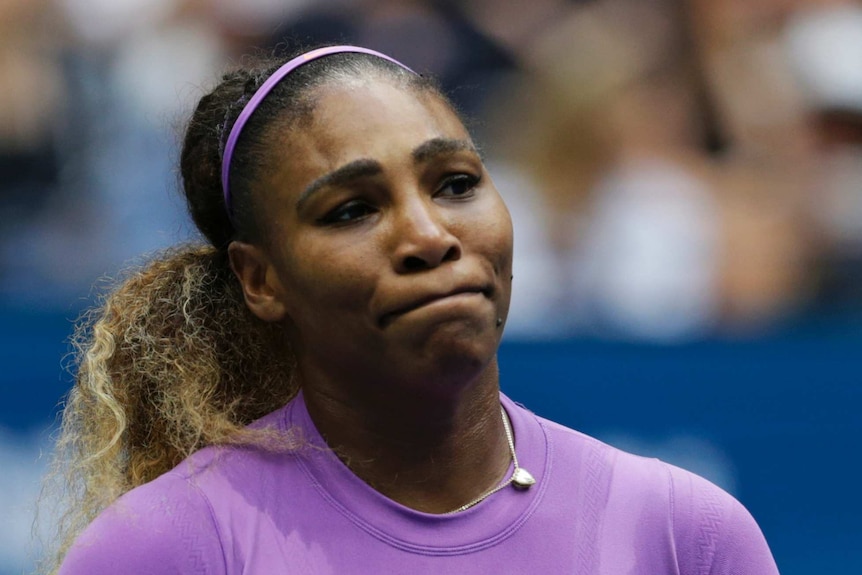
[380,285,491,327]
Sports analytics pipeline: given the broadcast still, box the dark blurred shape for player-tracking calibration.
[265,0,518,120]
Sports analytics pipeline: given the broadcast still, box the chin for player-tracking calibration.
[403,324,501,394]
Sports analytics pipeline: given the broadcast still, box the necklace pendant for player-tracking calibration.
[512,467,536,489]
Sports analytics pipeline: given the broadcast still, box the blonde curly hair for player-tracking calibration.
[40,246,297,574]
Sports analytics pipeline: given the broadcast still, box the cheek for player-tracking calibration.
[277,239,376,318]
[477,196,514,273]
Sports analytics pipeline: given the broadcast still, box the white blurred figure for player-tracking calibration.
[575,159,720,340]
[784,4,862,117]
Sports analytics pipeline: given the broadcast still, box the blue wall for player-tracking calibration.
[2,308,859,574]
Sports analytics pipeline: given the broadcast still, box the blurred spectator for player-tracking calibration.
[265,0,517,122]
[688,0,809,158]
[487,0,725,339]
[0,0,64,283]
[685,0,819,332]
[715,161,815,330]
[784,2,862,311]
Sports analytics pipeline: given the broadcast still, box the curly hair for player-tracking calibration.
[40,47,443,574]
[42,245,298,567]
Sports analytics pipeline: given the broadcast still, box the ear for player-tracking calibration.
[227,241,289,323]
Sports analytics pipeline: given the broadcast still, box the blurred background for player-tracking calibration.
[1,0,860,572]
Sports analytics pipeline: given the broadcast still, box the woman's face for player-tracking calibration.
[243,77,513,397]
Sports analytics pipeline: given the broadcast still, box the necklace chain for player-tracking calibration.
[444,405,534,514]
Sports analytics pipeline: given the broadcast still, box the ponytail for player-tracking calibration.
[43,246,296,573]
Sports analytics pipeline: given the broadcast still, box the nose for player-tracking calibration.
[391,198,462,273]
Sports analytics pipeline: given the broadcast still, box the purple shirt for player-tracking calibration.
[60,393,779,574]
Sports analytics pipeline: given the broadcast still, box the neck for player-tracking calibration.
[300,358,510,514]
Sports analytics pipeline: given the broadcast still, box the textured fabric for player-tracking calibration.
[60,393,779,574]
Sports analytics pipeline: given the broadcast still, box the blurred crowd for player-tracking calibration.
[2,0,861,340]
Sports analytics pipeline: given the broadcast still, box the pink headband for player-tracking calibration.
[220,45,415,223]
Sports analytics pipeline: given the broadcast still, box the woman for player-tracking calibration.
[51,45,779,574]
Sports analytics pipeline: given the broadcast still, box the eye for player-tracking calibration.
[436,174,481,199]
[319,200,376,225]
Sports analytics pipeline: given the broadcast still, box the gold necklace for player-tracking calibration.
[445,405,536,514]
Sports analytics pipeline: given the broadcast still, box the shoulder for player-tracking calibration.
[59,470,227,575]
[535,416,778,574]
[665,463,780,574]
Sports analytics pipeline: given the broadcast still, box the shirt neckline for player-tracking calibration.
[280,390,551,554]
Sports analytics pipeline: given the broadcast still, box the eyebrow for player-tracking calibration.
[411,137,479,164]
[296,137,480,210]
[296,159,382,209]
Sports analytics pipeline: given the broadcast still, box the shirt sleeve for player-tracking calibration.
[667,463,780,575]
[58,472,227,575]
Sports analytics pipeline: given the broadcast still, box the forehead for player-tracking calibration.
[270,78,470,180]
[318,77,464,141]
